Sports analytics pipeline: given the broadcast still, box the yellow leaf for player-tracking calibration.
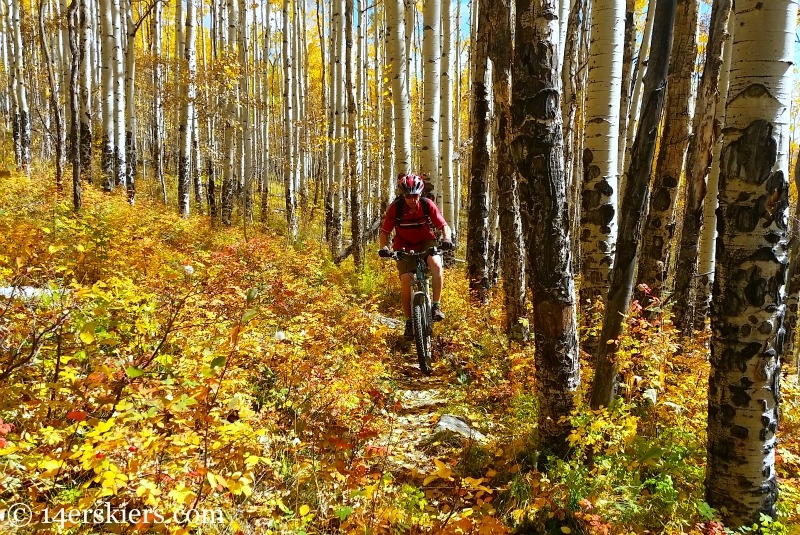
[434,459,453,480]
[423,474,438,486]
[79,330,95,344]
[561,527,571,534]
[299,504,310,516]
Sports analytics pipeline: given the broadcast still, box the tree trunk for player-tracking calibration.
[578,0,624,305]
[178,0,196,218]
[466,0,490,303]
[346,0,363,266]
[694,28,733,331]
[590,0,676,410]
[283,0,298,239]
[672,0,732,332]
[9,0,30,173]
[440,0,455,236]
[68,0,80,210]
[783,151,800,365]
[421,0,441,202]
[560,0,583,210]
[618,0,654,196]
[635,0,699,310]
[112,0,127,196]
[512,0,580,452]
[615,0,634,177]
[706,1,796,526]
[330,0,344,251]
[489,0,527,341]
[99,0,114,189]
[39,0,64,190]
[385,0,411,173]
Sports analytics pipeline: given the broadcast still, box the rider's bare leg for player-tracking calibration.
[400,272,412,317]
[427,254,444,303]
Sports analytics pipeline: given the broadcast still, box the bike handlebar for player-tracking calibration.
[380,246,442,260]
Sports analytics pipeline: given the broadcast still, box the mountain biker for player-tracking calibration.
[379,173,454,340]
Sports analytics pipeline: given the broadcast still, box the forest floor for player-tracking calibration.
[0,172,800,535]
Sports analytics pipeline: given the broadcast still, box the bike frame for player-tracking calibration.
[411,253,432,334]
[385,246,440,374]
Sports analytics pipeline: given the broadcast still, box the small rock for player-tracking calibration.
[433,414,486,442]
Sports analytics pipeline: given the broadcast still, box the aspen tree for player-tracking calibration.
[579,0,624,304]
[672,0,732,332]
[512,0,580,450]
[706,1,797,524]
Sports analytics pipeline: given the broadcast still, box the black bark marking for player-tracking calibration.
[730,425,749,439]
[744,267,767,307]
[652,188,672,211]
[729,384,752,407]
[720,119,776,187]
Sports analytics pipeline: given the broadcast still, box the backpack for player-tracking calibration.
[393,195,434,230]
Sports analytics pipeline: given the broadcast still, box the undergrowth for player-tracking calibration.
[0,173,798,534]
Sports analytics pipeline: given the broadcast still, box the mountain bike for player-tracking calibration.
[384,246,441,375]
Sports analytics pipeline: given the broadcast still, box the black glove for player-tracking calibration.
[378,247,392,258]
[440,240,454,251]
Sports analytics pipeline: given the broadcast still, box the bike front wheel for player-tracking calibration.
[412,293,432,374]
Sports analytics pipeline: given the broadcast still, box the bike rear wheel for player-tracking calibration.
[412,293,432,374]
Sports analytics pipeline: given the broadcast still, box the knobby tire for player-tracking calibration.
[412,293,432,374]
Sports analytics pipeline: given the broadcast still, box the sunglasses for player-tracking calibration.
[404,194,420,199]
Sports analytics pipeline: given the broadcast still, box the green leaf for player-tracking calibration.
[640,446,665,462]
[241,309,257,323]
[210,356,226,369]
[696,501,715,520]
[125,367,145,378]
[333,506,353,521]
[246,288,258,302]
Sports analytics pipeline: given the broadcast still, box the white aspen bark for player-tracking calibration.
[381,5,394,205]
[579,0,625,303]
[421,0,441,202]
[453,0,461,237]
[9,0,29,171]
[111,0,126,192]
[283,0,297,238]
[440,0,455,229]
[0,0,9,123]
[386,0,411,173]
[707,1,797,526]
[619,0,654,184]
[178,0,196,217]
[558,0,571,72]
[695,24,733,329]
